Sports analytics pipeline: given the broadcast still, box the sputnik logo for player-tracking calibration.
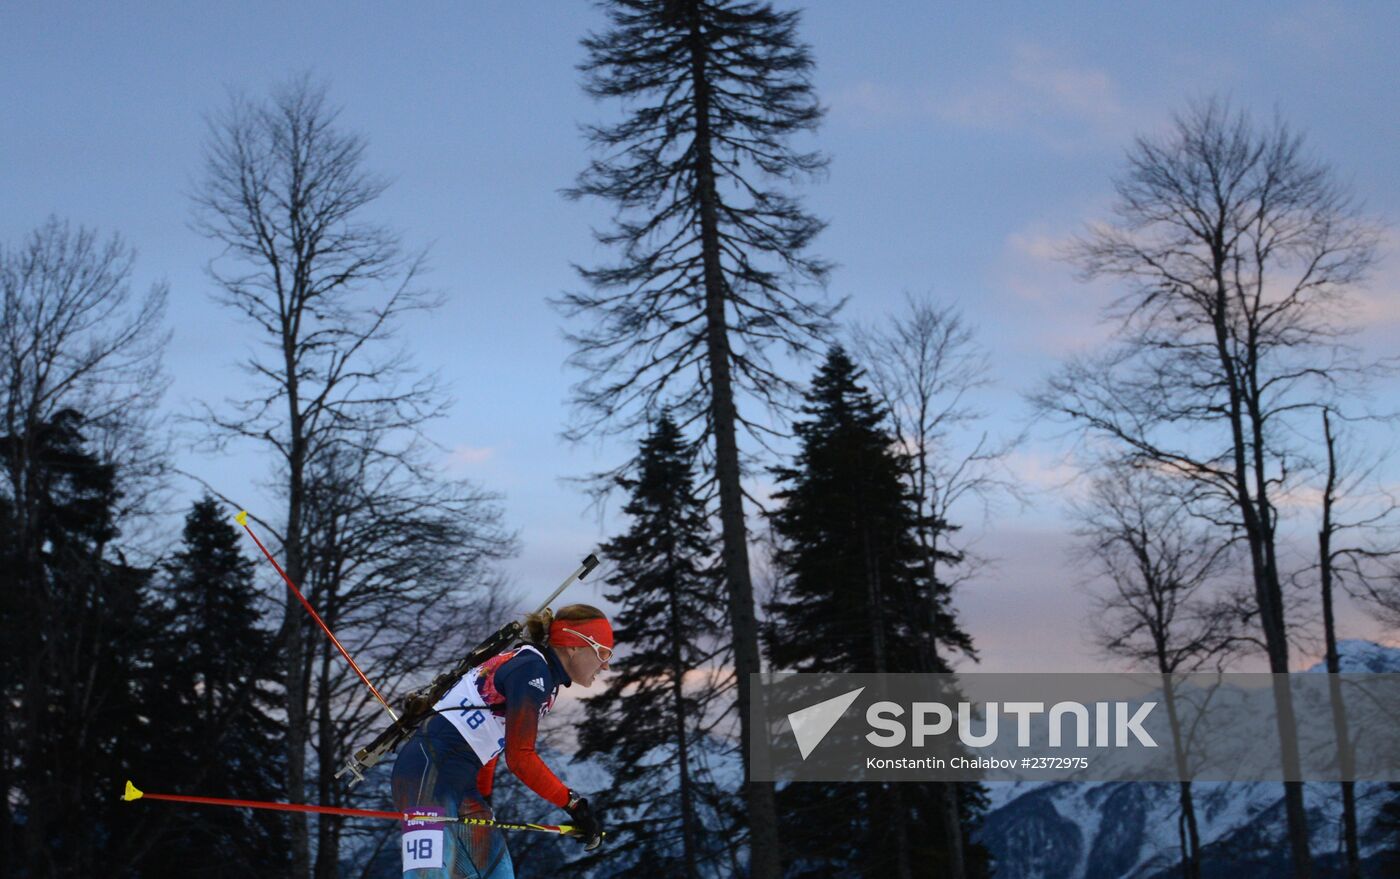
[787,687,865,760]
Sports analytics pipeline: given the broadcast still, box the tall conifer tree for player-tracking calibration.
[767,347,931,673]
[560,5,840,870]
[765,347,988,877]
[0,409,159,876]
[577,414,739,878]
[133,496,288,876]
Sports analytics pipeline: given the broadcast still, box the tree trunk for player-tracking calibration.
[1320,410,1360,879]
[13,446,49,877]
[889,785,914,879]
[282,538,310,879]
[685,5,783,877]
[315,638,339,879]
[1250,437,1312,879]
[918,511,967,879]
[666,543,702,879]
[707,351,782,879]
[851,498,918,873]
[1175,781,1201,879]
[283,339,311,879]
[1161,675,1201,879]
[703,263,783,879]
[1210,263,1310,879]
[858,507,888,672]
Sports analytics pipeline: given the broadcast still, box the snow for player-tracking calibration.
[979,640,1400,878]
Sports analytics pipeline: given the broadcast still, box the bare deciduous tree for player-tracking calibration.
[1302,408,1400,879]
[1,217,169,530]
[1034,98,1383,878]
[851,296,1024,658]
[1072,462,1243,879]
[850,296,1021,879]
[298,440,515,879]
[190,76,460,877]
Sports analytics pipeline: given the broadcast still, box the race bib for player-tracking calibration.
[433,645,555,763]
[402,809,445,871]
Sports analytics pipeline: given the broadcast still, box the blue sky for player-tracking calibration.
[5,1,1398,672]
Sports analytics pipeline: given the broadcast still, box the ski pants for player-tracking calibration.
[391,726,513,879]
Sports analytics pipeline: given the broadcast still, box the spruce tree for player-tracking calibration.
[560,5,841,871]
[576,414,739,878]
[0,409,159,876]
[767,346,932,674]
[134,496,289,876]
[764,347,989,877]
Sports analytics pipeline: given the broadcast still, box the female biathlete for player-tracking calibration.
[392,604,614,877]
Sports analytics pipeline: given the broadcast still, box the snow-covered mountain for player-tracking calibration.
[977,641,1400,878]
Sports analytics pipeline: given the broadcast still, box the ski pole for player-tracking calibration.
[235,510,398,722]
[121,781,587,837]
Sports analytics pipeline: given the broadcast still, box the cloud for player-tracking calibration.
[1005,229,1068,266]
[1351,289,1400,327]
[1350,226,1400,328]
[988,215,1122,356]
[1001,449,1086,497]
[831,43,1144,153]
[939,44,1128,138]
[447,444,495,467]
[991,204,1400,364]
[1267,4,1356,57]
[951,526,1110,673]
[828,80,917,124]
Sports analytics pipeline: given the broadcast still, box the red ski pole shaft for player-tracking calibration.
[236,510,397,721]
[121,782,579,835]
[132,785,404,821]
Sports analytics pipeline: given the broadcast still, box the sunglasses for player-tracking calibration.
[563,627,613,664]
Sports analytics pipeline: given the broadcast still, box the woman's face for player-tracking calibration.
[560,644,610,688]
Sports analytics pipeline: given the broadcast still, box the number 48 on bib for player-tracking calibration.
[403,828,444,870]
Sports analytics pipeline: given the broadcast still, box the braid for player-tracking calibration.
[523,607,555,645]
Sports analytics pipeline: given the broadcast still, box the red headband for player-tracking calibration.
[549,617,614,650]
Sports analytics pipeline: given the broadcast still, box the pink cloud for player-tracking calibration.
[987,216,1121,356]
[448,444,495,467]
[830,44,1146,152]
[935,44,1146,152]
[1350,228,1400,328]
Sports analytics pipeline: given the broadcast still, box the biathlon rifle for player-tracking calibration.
[337,553,600,786]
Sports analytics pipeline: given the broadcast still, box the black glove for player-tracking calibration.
[565,790,603,851]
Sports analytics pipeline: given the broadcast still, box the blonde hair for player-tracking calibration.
[523,603,607,645]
